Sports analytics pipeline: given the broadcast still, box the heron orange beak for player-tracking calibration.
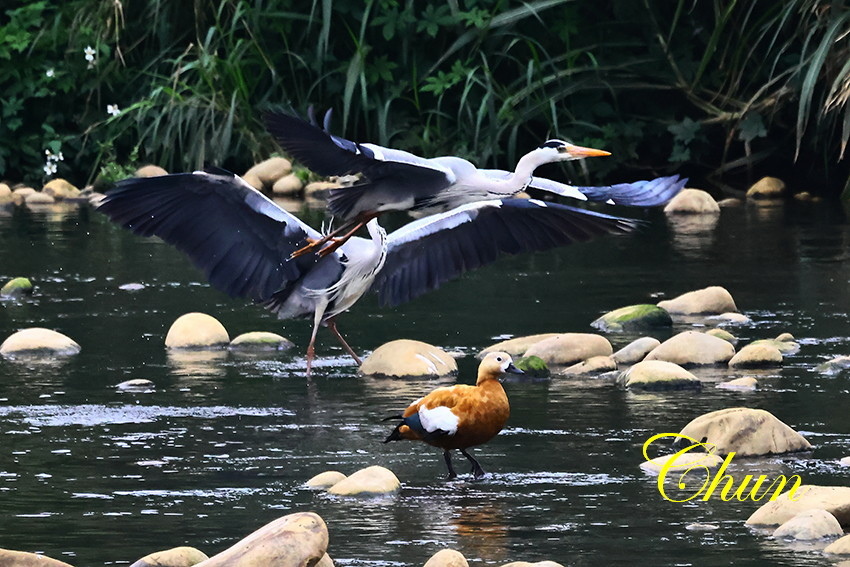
[561,145,611,158]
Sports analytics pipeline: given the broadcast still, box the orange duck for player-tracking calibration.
[384,351,522,479]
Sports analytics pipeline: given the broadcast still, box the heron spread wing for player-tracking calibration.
[97,169,320,302]
[372,198,640,307]
[527,174,688,207]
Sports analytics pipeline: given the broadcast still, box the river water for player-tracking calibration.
[1,197,850,566]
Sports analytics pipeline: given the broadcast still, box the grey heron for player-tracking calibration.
[98,168,638,374]
[383,351,522,479]
[263,111,686,257]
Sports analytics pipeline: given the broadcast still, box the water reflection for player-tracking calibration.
[166,349,228,378]
[666,214,719,256]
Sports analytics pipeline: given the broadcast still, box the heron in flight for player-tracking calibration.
[263,111,686,257]
[98,169,638,373]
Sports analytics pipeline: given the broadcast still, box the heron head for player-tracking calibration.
[538,139,611,161]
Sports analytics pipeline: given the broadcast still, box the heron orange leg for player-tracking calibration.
[326,316,362,365]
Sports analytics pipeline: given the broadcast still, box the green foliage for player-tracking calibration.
[0,0,848,193]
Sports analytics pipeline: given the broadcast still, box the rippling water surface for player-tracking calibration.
[2,199,850,566]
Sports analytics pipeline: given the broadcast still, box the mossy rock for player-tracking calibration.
[1,277,33,297]
[514,355,550,378]
[591,304,673,332]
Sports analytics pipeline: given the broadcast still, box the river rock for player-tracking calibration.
[42,178,80,200]
[242,172,264,191]
[14,187,36,199]
[747,485,850,527]
[747,176,786,200]
[1,276,33,297]
[304,180,341,198]
[326,465,400,496]
[562,355,617,375]
[478,334,560,358]
[0,549,74,567]
[656,286,737,315]
[678,407,811,457]
[663,188,721,214]
[229,331,294,351]
[245,157,292,188]
[0,183,12,204]
[716,377,757,391]
[728,343,783,368]
[591,304,672,332]
[611,337,661,365]
[640,450,724,475]
[306,471,347,489]
[360,339,457,377]
[513,355,550,378]
[164,313,229,349]
[135,165,168,177]
[116,379,156,392]
[705,328,737,345]
[772,509,843,540]
[816,356,850,375]
[707,312,750,324]
[423,549,468,567]
[523,333,612,366]
[825,534,850,555]
[26,191,55,205]
[617,360,701,390]
[272,173,304,196]
[196,512,327,567]
[750,336,800,355]
[130,546,209,567]
[717,197,743,208]
[840,457,850,467]
[0,328,81,357]
[644,331,735,366]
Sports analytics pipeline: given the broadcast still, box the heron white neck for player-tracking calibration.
[494,149,552,195]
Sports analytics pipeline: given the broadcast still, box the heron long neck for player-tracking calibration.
[491,150,548,196]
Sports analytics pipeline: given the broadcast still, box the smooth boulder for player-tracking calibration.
[663,188,720,214]
[164,313,229,349]
[326,465,400,496]
[617,360,701,390]
[130,546,209,567]
[728,343,783,368]
[563,355,617,375]
[640,450,724,475]
[135,165,168,177]
[656,286,737,315]
[272,173,305,196]
[1,328,81,357]
[612,337,661,365]
[750,336,800,355]
[772,509,843,540]
[360,340,457,377]
[747,485,850,527]
[1,277,33,297]
[43,178,80,200]
[523,333,612,366]
[678,407,811,457]
[0,549,74,567]
[816,356,850,376]
[423,549,469,567]
[244,157,292,188]
[229,331,294,351]
[0,183,12,204]
[705,328,737,345]
[825,534,850,555]
[478,333,560,358]
[591,304,672,332]
[716,377,757,391]
[747,176,786,200]
[306,471,347,489]
[644,331,735,366]
[195,512,327,567]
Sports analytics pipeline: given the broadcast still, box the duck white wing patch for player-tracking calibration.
[418,405,459,435]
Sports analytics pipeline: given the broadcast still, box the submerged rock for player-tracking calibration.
[229,331,294,351]
[591,304,672,332]
[25,191,55,205]
[617,360,701,390]
[825,534,850,555]
[640,450,724,475]
[644,331,735,366]
[750,336,800,355]
[423,550,469,567]
[816,356,850,375]
[611,337,661,365]
[656,286,737,315]
[0,328,81,357]
[563,355,617,375]
[705,328,737,345]
[678,407,811,457]
[197,512,328,567]
[716,377,757,391]
[130,546,209,567]
[478,333,559,358]
[513,355,550,378]
[306,471,347,489]
[1,277,33,297]
[42,178,80,200]
[326,465,400,496]
[164,313,229,349]
[360,339,457,377]
[500,562,565,567]
[728,343,783,368]
[0,548,74,567]
[663,188,720,214]
[747,485,850,527]
[116,379,156,392]
[772,509,843,541]
[523,333,612,366]
[747,176,786,200]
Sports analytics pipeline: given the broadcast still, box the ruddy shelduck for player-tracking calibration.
[384,351,522,479]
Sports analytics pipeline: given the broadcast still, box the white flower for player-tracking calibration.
[56,152,64,162]
[84,45,96,62]
[45,68,55,78]
[43,162,58,176]
[107,104,120,117]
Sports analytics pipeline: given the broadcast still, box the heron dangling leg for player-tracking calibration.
[305,305,328,377]
[325,316,362,365]
[461,448,485,479]
[443,450,458,480]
